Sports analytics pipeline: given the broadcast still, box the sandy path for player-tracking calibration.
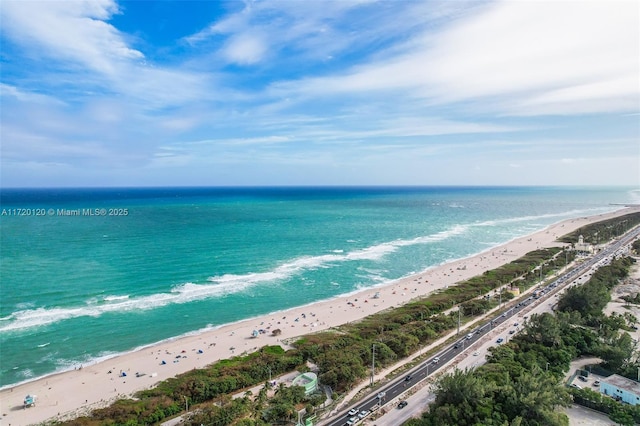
[2,207,637,426]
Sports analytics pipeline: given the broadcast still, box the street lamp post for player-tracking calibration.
[371,344,376,385]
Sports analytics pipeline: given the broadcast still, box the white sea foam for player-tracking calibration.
[18,368,34,379]
[103,295,130,302]
[0,222,492,333]
[472,207,609,228]
[0,208,607,334]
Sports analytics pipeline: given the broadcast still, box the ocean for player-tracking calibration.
[0,186,637,388]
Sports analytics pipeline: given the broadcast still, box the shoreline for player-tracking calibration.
[2,206,638,426]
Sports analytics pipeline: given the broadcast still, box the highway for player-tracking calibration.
[322,226,640,426]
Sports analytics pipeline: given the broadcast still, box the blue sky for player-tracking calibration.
[1,0,638,187]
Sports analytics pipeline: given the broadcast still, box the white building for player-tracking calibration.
[574,235,593,254]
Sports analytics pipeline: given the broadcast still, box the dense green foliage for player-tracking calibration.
[558,212,640,245]
[407,256,640,426]
[406,312,576,426]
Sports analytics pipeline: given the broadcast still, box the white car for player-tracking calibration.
[358,410,370,419]
[432,356,440,364]
[348,408,358,416]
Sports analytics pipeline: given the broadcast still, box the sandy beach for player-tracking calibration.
[2,207,638,426]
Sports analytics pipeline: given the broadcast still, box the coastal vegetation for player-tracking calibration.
[559,212,640,246]
[51,214,640,425]
[409,255,640,426]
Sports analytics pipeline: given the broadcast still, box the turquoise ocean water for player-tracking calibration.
[1,186,638,388]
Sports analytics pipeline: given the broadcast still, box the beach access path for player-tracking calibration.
[2,206,638,426]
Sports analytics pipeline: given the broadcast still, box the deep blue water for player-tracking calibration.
[0,186,637,387]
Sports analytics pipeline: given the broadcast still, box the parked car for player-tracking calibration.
[593,380,600,386]
[496,337,504,344]
[578,375,587,382]
[397,400,408,409]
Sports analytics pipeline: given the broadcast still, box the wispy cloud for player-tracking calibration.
[1,0,637,187]
[1,0,214,108]
[270,1,638,116]
[185,0,477,66]
[1,0,141,75]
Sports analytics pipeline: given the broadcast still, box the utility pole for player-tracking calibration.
[371,344,376,385]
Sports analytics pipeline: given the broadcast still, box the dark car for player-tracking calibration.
[398,400,408,409]
[405,374,413,381]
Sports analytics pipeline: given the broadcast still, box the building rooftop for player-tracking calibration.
[602,374,640,395]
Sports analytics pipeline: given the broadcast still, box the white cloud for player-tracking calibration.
[1,0,214,109]
[1,0,142,75]
[2,0,637,187]
[273,0,639,116]
[185,0,475,67]
[223,33,267,65]
[0,84,66,106]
